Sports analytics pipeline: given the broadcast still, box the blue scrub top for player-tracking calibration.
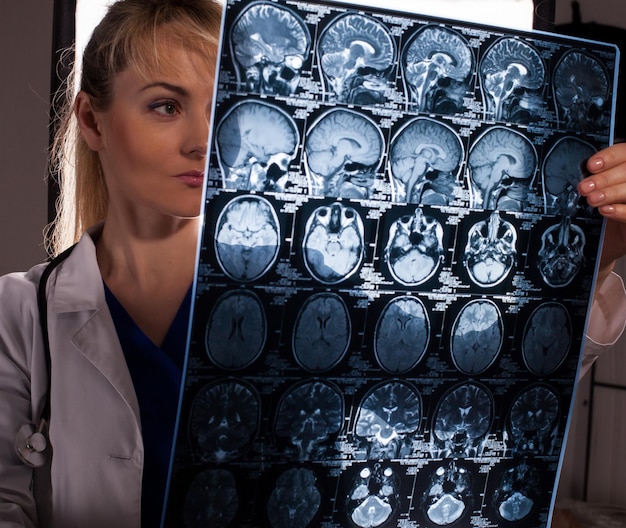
[104,283,191,528]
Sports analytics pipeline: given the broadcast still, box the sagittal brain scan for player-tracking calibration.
[374,295,430,374]
[302,201,365,284]
[388,117,463,205]
[467,125,538,211]
[292,292,351,372]
[402,25,473,115]
[216,100,299,192]
[214,194,280,281]
[479,37,546,124]
[354,380,422,460]
[318,12,396,105]
[166,0,618,525]
[304,108,384,198]
[230,1,311,96]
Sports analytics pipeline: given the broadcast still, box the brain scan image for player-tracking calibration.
[467,126,538,211]
[384,207,444,286]
[421,461,473,526]
[188,380,260,463]
[479,37,546,124]
[451,299,503,375]
[304,108,384,199]
[432,383,493,458]
[274,380,344,460]
[230,1,311,96]
[543,136,597,216]
[506,384,559,456]
[292,292,351,372]
[266,468,321,528]
[374,295,430,374]
[522,302,571,375]
[402,25,473,115]
[492,460,540,522]
[553,49,610,132]
[354,380,422,460]
[346,464,400,528]
[215,194,280,281]
[183,469,239,528]
[317,12,395,105]
[463,211,517,288]
[205,289,266,370]
[216,100,299,192]
[537,216,585,288]
[388,117,463,205]
[302,202,365,284]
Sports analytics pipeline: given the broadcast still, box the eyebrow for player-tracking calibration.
[141,81,189,97]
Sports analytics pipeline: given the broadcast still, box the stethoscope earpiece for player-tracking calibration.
[15,421,48,468]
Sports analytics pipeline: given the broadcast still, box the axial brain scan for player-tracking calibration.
[522,302,571,374]
[346,464,400,527]
[537,216,585,288]
[267,468,321,528]
[183,469,239,528]
[422,461,473,526]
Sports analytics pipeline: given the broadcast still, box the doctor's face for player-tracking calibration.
[93,40,215,223]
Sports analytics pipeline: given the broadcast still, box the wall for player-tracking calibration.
[0,1,54,275]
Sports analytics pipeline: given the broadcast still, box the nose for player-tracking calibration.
[184,111,210,158]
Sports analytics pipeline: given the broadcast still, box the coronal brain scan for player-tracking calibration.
[274,380,344,460]
[432,383,493,458]
[318,12,395,105]
[346,464,400,528]
[467,126,538,211]
[216,100,299,192]
[354,380,422,460]
[302,202,365,284]
[183,469,239,528]
[479,37,546,123]
[304,108,384,198]
[384,207,444,286]
[451,299,503,375]
[402,25,473,115]
[506,384,560,456]
[267,468,321,528]
[230,1,311,95]
[388,117,463,205]
[537,216,586,288]
[188,380,260,463]
[374,295,430,374]
[167,0,618,525]
[522,302,571,375]
[553,49,610,132]
[543,136,597,216]
[292,292,351,372]
[205,289,266,370]
[422,461,473,526]
[214,194,280,281]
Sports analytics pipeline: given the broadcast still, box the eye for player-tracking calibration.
[149,100,179,116]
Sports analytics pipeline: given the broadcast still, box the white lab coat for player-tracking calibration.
[0,225,143,528]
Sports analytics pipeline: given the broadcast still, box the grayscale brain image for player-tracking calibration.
[164,0,618,526]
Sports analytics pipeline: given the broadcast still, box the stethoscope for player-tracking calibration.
[14,244,75,468]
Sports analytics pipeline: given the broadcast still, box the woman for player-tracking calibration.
[0,0,221,526]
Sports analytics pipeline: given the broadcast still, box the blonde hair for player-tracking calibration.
[47,0,222,256]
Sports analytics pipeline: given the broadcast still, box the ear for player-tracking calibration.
[74,91,105,151]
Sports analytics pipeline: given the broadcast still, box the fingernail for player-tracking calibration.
[588,191,606,205]
[579,179,596,193]
[588,157,604,171]
[600,205,616,215]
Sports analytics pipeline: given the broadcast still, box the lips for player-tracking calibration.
[176,170,205,188]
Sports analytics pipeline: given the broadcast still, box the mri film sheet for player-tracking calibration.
[163,1,619,527]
